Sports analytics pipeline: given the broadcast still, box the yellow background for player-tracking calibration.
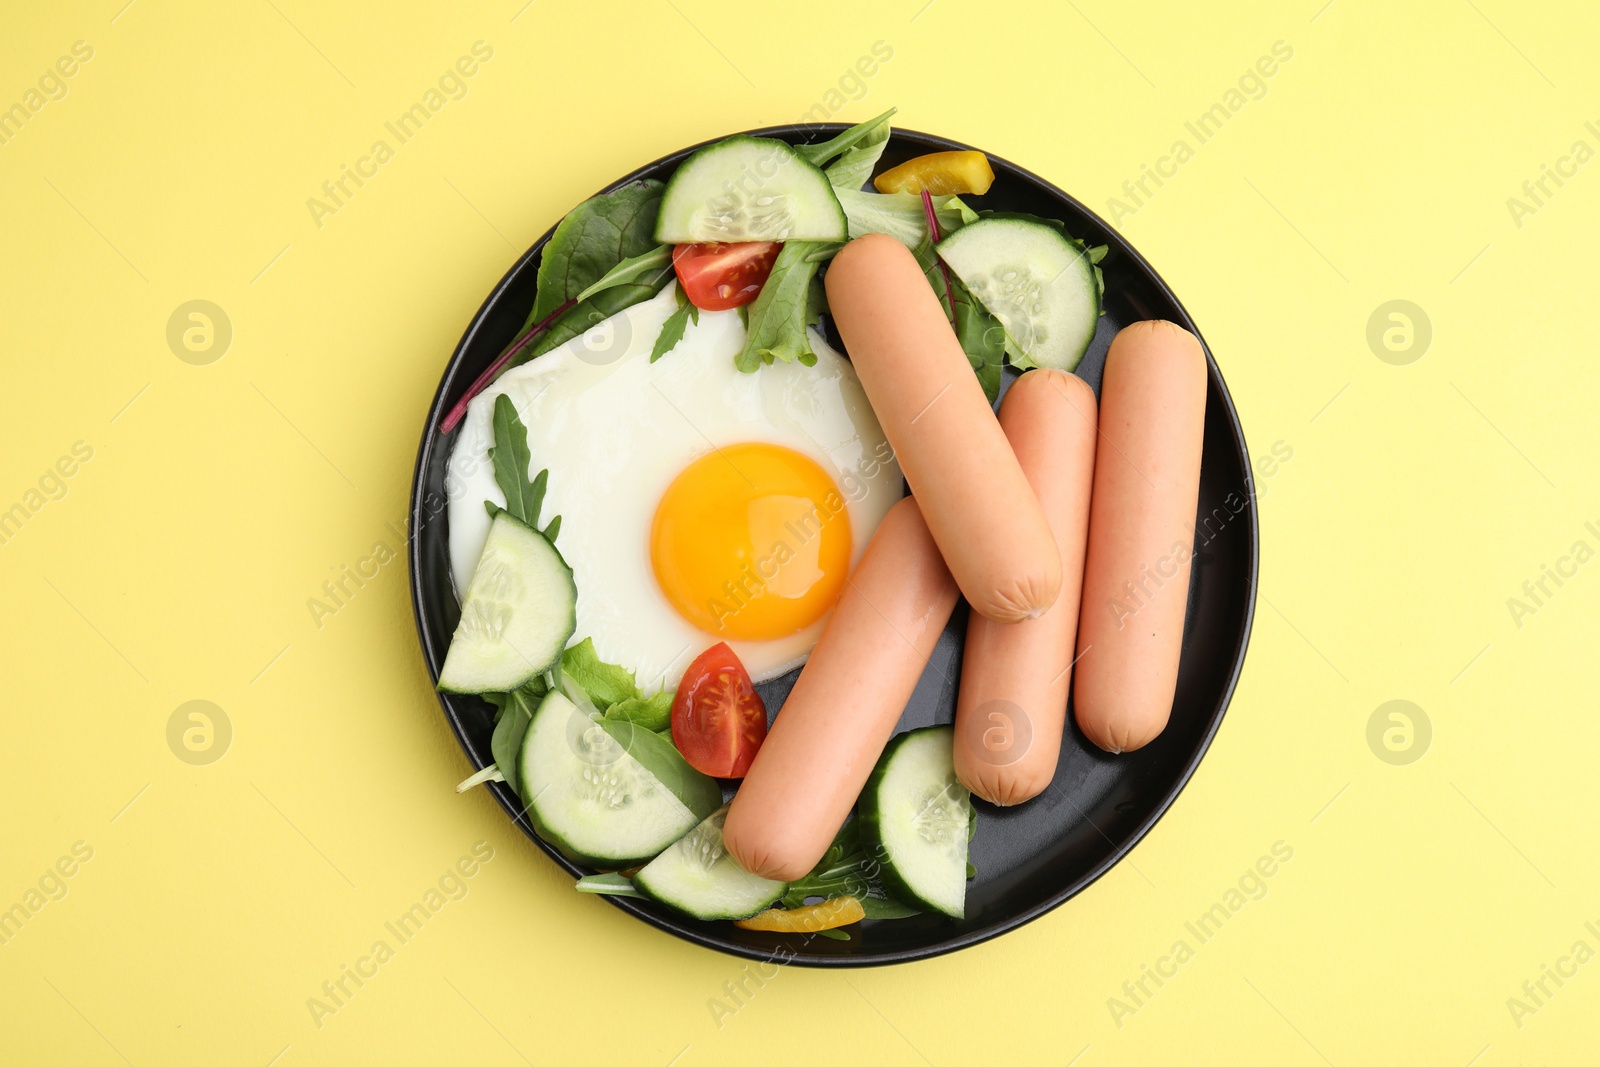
[3,0,1596,1063]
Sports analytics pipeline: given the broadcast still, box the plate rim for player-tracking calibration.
[407,121,1260,968]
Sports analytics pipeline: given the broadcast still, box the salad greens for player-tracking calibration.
[605,691,674,731]
[819,110,894,191]
[650,286,698,363]
[736,241,827,372]
[779,819,923,918]
[796,107,896,171]
[489,686,539,794]
[487,394,560,540]
[560,637,644,709]
[574,244,673,304]
[458,406,676,793]
[836,187,975,247]
[911,196,1006,402]
[524,275,673,365]
[442,108,1089,431]
[531,180,664,324]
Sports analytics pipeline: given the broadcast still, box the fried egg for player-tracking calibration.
[446,283,902,691]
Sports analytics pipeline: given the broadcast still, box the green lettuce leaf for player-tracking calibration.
[560,638,641,708]
[605,691,674,732]
[823,112,894,190]
[838,188,976,248]
[796,108,897,171]
[736,241,825,372]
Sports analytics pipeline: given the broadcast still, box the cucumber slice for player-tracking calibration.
[438,512,576,694]
[858,726,973,919]
[518,691,701,867]
[634,806,786,920]
[655,136,848,244]
[936,217,1099,371]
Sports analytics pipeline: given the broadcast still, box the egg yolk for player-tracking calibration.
[650,443,852,642]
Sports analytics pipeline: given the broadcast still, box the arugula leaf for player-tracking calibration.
[651,286,698,363]
[531,179,664,324]
[796,108,897,171]
[837,188,976,248]
[736,241,825,372]
[561,638,641,708]
[575,244,673,304]
[823,112,893,191]
[778,819,924,915]
[605,691,674,732]
[488,395,561,537]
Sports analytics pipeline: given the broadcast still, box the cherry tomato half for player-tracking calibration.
[672,242,782,311]
[671,643,767,778]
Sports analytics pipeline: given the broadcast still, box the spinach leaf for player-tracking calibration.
[488,395,560,537]
[531,179,664,324]
[736,241,825,372]
[489,686,540,795]
[650,286,698,363]
[796,108,896,171]
[519,277,673,366]
[575,244,673,304]
[605,691,674,732]
[561,638,641,708]
[911,231,1004,402]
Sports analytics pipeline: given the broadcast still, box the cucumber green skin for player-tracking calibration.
[632,869,783,922]
[437,520,576,696]
[857,726,966,919]
[524,805,644,870]
[654,135,847,244]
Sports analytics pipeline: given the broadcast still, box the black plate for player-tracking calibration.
[408,124,1258,967]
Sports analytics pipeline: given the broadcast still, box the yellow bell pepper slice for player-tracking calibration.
[873,151,995,196]
[734,895,866,933]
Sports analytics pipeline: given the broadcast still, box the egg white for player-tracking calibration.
[446,283,903,691]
